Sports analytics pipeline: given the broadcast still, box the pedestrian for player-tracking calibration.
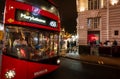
[73,41,77,53]
[66,41,70,53]
[20,37,28,46]
[70,41,74,53]
[112,40,118,46]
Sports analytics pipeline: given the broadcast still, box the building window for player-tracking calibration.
[88,0,100,10]
[114,30,119,36]
[87,17,100,29]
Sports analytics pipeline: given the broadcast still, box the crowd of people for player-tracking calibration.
[60,38,119,55]
[60,40,77,53]
[103,40,118,46]
[88,39,118,47]
[66,40,77,53]
[88,39,119,56]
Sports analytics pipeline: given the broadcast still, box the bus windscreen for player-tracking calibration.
[5,26,59,61]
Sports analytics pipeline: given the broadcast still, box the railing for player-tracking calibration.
[79,45,120,57]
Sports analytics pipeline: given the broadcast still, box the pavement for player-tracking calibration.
[60,49,120,68]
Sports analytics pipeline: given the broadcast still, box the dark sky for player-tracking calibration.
[53,0,78,34]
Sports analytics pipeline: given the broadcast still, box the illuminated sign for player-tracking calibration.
[20,13,46,23]
[15,9,57,27]
[32,7,40,16]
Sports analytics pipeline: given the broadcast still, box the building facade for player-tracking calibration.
[76,0,120,45]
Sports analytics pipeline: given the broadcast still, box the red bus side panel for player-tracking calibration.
[1,55,27,79]
[1,55,59,79]
[28,62,59,79]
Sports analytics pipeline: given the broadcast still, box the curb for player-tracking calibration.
[61,55,120,69]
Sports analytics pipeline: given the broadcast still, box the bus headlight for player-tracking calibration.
[57,59,60,64]
[5,70,16,79]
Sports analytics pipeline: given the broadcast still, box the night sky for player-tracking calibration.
[53,0,78,34]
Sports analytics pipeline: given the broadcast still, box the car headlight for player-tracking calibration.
[57,59,60,64]
[5,70,16,79]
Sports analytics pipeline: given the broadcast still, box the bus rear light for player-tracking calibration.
[5,70,16,79]
[57,59,60,64]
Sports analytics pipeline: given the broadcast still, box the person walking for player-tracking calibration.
[112,40,118,46]
[66,41,70,53]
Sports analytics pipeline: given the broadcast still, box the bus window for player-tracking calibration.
[15,0,59,16]
[31,32,59,60]
[5,26,59,61]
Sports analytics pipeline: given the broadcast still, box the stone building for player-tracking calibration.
[76,0,120,45]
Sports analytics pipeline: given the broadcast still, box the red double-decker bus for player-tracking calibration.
[0,0,61,79]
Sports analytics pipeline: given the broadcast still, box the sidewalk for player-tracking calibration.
[61,51,120,68]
